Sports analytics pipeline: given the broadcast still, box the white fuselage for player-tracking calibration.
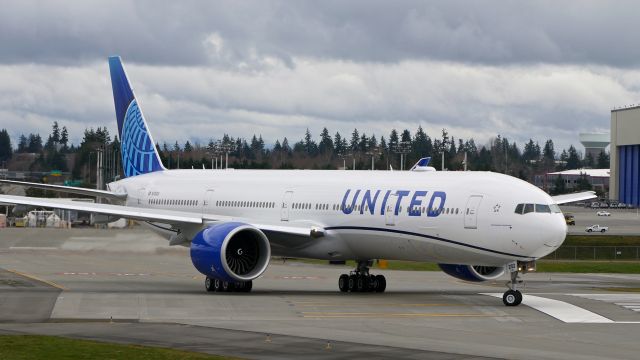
[108,169,567,267]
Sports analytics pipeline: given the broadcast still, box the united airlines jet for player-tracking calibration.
[0,57,596,306]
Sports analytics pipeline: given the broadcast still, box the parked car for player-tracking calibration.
[617,203,627,209]
[586,224,608,233]
[564,214,575,225]
[596,210,611,216]
[600,202,610,208]
[590,202,600,209]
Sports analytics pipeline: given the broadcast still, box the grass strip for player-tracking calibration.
[0,335,238,360]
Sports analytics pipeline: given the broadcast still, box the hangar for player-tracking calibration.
[610,105,640,206]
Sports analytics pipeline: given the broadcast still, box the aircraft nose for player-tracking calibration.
[544,214,567,248]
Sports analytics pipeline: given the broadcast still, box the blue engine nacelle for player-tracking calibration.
[438,264,505,282]
[190,222,271,282]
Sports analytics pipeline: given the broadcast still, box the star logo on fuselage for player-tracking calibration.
[493,204,501,213]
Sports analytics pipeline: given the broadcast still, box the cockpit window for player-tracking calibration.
[515,204,524,214]
[516,203,562,214]
[535,204,551,213]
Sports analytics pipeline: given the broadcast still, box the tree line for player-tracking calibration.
[0,122,610,191]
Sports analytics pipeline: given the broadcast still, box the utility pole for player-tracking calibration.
[366,147,381,170]
[464,152,468,171]
[394,141,411,171]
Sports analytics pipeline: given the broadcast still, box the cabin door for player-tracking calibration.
[385,193,399,226]
[464,195,483,229]
[281,191,294,221]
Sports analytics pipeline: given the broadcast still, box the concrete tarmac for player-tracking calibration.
[563,205,640,235]
[1,227,640,359]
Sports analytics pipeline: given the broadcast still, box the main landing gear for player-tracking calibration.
[502,261,536,306]
[205,276,252,293]
[338,260,386,293]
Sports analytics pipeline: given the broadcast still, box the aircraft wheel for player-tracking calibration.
[356,275,367,292]
[205,277,215,292]
[348,274,357,292]
[503,290,522,306]
[338,274,349,292]
[213,278,222,292]
[374,275,386,293]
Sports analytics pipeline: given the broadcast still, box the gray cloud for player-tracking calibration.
[1,1,640,67]
[0,1,638,155]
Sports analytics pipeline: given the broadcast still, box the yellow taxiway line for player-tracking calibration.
[302,312,495,318]
[7,269,68,291]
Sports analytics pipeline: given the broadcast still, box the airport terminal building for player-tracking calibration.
[610,105,640,206]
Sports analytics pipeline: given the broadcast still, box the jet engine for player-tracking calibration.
[190,222,271,282]
[438,264,505,282]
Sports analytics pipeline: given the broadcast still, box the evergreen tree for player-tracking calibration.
[334,132,344,155]
[597,151,610,168]
[17,135,28,153]
[584,152,595,168]
[0,129,12,162]
[566,145,580,169]
[319,127,334,154]
[388,129,399,152]
[184,141,193,152]
[27,134,43,153]
[60,126,69,150]
[543,140,555,161]
[350,129,360,152]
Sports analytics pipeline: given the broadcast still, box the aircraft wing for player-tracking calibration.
[551,191,597,205]
[0,194,323,245]
[0,194,201,225]
[0,179,127,202]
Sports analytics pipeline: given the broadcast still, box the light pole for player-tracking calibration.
[394,141,411,170]
[366,147,381,170]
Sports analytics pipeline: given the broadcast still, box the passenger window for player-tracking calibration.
[523,204,534,214]
[515,204,524,214]
[535,204,551,213]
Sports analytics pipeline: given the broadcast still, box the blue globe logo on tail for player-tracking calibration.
[121,100,163,177]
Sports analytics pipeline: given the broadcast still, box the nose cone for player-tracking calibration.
[532,214,567,258]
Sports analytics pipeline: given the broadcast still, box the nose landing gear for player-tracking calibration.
[338,260,387,293]
[502,260,536,306]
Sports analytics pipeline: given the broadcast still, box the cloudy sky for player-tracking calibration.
[1,0,639,153]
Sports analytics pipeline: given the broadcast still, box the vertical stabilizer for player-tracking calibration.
[109,56,165,177]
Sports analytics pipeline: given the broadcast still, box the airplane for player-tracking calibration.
[0,56,596,306]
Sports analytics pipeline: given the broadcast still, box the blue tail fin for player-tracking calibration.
[109,56,165,178]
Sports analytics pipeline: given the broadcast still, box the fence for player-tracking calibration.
[546,246,640,260]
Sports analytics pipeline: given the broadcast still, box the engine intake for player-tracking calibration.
[438,264,505,282]
[190,222,271,282]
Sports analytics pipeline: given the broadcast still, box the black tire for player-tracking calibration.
[205,277,214,292]
[348,274,357,292]
[503,290,522,306]
[213,278,222,292]
[221,281,234,292]
[356,275,366,292]
[587,229,592,232]
[601,229,606,233]
[374,275,386,293]
[338,274,349,292]
[514,290,523,304]
[236,281,252,293]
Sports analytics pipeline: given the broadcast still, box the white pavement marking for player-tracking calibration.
[482,293,614,323]
[570,294,640,315]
